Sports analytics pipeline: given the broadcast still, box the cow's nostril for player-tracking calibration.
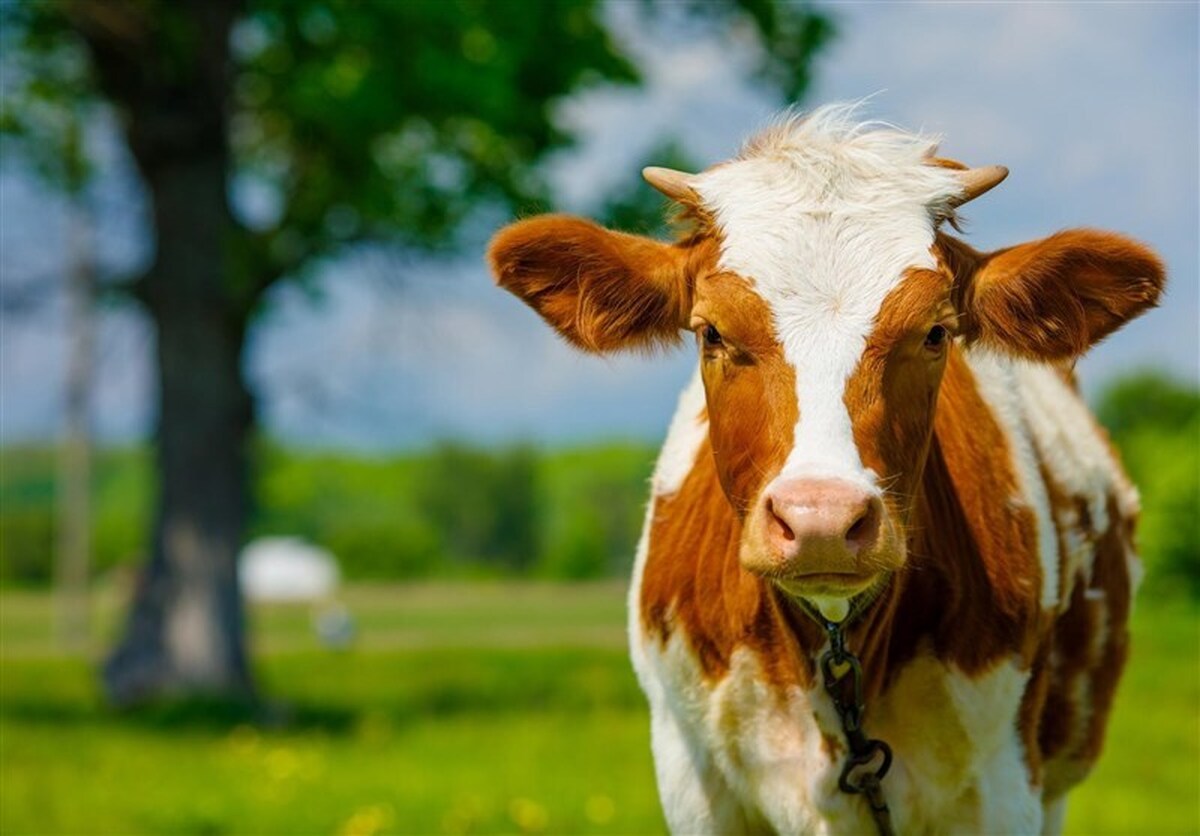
[766,498,796,542]
[846,513,869,541]
[845,500,880,548]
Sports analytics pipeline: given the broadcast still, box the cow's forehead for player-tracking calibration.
[690,108,965,482]
[693,110,963,327]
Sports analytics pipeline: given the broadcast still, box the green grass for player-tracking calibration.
[1,584,1197,834]
[1064,598,1200,834]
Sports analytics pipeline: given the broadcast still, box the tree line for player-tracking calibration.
[1,441,656,585]
[3,370,1197,599]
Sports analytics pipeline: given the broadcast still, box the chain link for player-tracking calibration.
[820,620,896,836]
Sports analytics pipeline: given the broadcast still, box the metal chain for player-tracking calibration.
[820,619,897,836]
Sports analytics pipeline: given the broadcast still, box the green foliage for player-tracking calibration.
[91,446,153,572]
[4,0,835,299]
[1095,371,1200,599]
[252,441,653,579]
[537,444,654,579]
[0,448,55,584]
[0,442,656,585]
[0,4,94,192]
[230,0,643,267]
[418,443,541,572]
[0,507,53,585]
[1096,370,1200,440]
[252,444,441,579]
[0,447,151,586]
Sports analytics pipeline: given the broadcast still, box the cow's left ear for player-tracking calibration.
[941,229,1166,360]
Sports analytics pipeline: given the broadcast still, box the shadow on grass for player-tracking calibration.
[1,680,646,735]
[0,696,358,734]
[1,645,648,736]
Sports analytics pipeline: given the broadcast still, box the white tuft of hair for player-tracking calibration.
[729,100,959,216]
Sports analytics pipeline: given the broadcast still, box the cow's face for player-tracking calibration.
[688,213,954,619]
[489,107,1163,622]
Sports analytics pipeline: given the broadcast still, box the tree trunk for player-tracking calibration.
[81,0,255,705]
[102,154,255,704]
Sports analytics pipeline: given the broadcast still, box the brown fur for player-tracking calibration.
[488,215,710,353]
[640,433,821,690]
[694,271,798,515]
[938,230,1166,359]
[1039,494,1134,800]
[845,268,955,506]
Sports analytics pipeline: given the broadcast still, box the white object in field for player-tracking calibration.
[239,536,340,602]
[314,602,356,649]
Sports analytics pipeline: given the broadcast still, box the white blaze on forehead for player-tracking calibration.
[695,105,964,485]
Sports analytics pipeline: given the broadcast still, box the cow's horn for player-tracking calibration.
[642,166,700,204]
[950,165,1009,206]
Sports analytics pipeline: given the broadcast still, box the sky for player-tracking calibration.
[2,2,1197,450]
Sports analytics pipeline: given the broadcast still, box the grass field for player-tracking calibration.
[2,583,1197,835]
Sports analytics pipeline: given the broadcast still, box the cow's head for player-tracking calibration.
[488,106,1164,622]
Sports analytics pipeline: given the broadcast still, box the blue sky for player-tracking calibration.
[2,2,1197,449]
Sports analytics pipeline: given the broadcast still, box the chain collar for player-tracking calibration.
[816,616,897,836]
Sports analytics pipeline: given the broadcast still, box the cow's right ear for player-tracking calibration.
[488,215,694,353]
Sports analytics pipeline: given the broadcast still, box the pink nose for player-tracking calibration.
[760,478,883,573]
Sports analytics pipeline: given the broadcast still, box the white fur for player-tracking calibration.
[637,628,1048,833]
[695,104,963,489]
[1042,797,1068,835]
[626,365,718,830]
[1014,360,1142,604]
[628,367,708,696]
[965,349,1063,610]
[651,367,708,497]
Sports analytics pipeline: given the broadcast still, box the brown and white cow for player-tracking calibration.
[488,105,1164,834]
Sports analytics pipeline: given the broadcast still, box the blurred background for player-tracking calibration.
[0,1,1196,834]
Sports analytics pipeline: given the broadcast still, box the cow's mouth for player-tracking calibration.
[776,572,876,593]
[772,572,892,623]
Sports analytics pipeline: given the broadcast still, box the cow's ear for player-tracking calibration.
[941,229,1165,360]
[488,214,694,353]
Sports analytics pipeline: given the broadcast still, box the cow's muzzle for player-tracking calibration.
[741,477,894,595]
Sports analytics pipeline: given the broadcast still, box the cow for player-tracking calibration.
[487,104,1164,834]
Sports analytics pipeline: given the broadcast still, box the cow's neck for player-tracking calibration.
[906,350,1046,673]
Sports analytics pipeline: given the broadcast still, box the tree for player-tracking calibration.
[3,0,833,705]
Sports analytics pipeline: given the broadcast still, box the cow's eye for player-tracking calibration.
[924,325,948,350]
[703,324,724,348]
